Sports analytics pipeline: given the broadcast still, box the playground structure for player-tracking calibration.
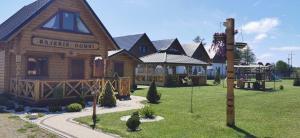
[235,64,275,91]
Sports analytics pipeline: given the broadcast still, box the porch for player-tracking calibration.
[9,77,131,104]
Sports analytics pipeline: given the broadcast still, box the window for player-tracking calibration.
[42,11,91,34]
[176,66,187,74]
[76,17,90,33]
[139,46,147,55]
[43,15,60,29]
[27,57,48,77]
[62,12,75,30]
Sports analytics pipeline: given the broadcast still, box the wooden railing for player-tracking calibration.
[10,78,131,102]
[136,74,207,86]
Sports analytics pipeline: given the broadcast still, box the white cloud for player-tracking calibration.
[254,33,268,42]
[242,18,280,34]
[270,46,300,51]
[257,53,273,61]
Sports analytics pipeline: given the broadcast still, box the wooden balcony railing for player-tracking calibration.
[9,78,131,102]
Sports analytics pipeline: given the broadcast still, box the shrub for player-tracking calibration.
[0,96,9,106]
[253,81,260,90]
[66,103,82,112]
[0,96,15,110]
[0,106,5,113]
[15,105,24,112]
[140,105,155,119]
[294,73,300,86]
[78,96,86,108]
[279,85,284,90]
[126,111,141,131]
[29,109,47,113]
[48,105,62,112]
[146,81,161,103]
[26,113,45,120]
[5,101,15,110]
[99,82,116,107]
[214,67,221,85]
[52,86,64,99]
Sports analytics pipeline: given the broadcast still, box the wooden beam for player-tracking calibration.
[226,18,235,127]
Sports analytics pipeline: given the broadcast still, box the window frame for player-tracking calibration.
[26,56,49,78]
[40,10,92,35]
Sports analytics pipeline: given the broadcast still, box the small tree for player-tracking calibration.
[126,111,141,131]
[147,81,161,103]
[294,73,300,86]
[214,67,221,85]
[99,82,116,107]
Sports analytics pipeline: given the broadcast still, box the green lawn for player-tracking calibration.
[75,80,300,138]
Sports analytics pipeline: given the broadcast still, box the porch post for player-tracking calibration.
[103,58,107,78]
[15,54,23,80]
[163,64,167,86]
[34,80,40,102]
[145,64,148,82]
[15,54,23,96]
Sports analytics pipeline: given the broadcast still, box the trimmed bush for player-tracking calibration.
[78,96,86,108]
[99,82,116,107]
[279,85,284,90]
[294,73,300,86]
[213,67,221,85]
[26,113,45,120]
[15,105,24,112]
[48,105,62,112]
[66,103,82,112]
[126,111,141,131]
[140,105,155,119]
[0,96,9,106]
[0,96,14,110]
[146,81,161,103]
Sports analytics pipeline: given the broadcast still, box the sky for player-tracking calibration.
[0,0,300,67]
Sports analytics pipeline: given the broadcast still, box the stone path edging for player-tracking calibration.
[21,96,146,138]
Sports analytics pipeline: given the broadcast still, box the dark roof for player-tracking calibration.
[108,49,143,63]
[212,53,226,63]
[152,39,176,51]
[0,0,120,49]
[140,52,207,65]
[0,0,53,41]
[113,34,144,51]
[182,43,200,57]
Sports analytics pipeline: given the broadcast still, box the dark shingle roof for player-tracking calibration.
[0,0,53,41]
[152,39,175,51]
[113,34,144,51]
[212,53,226,63]
[182,43,200,57]
[140,53,207,65]
[108,49,143,63]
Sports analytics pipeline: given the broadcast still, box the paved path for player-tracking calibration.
[30,96,146,138]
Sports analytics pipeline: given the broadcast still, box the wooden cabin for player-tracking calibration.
[207,52,227,79]
[137,38,208,86]
[114,33,157,58]
[152,38,187,55]
[0,0,140,104]
[182,43,211,64]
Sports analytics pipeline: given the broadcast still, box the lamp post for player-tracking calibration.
[91,79,100,129]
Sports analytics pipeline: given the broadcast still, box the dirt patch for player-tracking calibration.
[0,113,57,138]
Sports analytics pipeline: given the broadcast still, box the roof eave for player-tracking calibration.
[82,0,120,50]
[108,49,143,63]
[1,0,55,42]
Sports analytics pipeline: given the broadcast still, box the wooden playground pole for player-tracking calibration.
[225,18,235,127]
